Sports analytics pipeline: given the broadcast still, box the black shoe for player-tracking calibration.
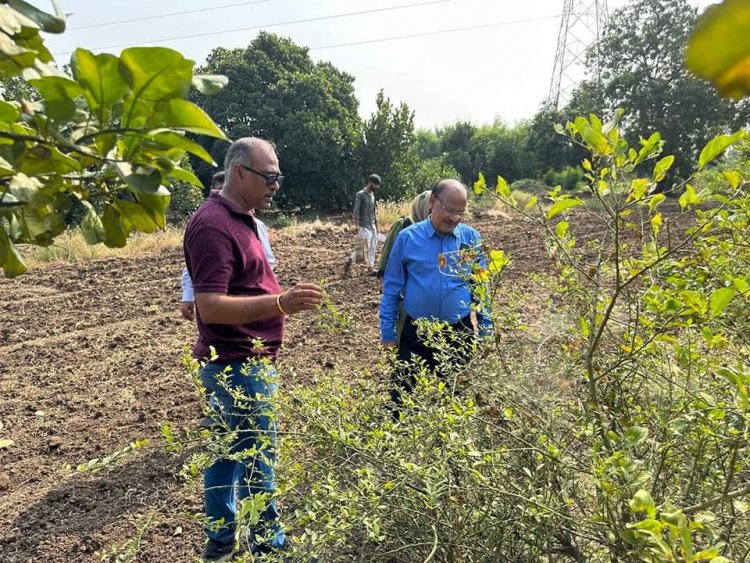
[202,538,236,562]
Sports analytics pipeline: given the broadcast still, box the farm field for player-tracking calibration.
[0,210,634,561]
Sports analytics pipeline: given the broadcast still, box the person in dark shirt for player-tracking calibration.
[184,137,323,561]
[343,173,381,276]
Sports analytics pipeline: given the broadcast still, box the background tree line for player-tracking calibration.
[3,0,747,232]
[182,0,747,216]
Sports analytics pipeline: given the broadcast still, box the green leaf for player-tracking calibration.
[80,201,105,244]
[192,74,228,95]
[722,170,742,189]
[686,0,750,99]
[698,131,746,170]
[0,99,21,123]
[680,290,708,316]
[623,426,649,448]
[19,145,81,175]
[524,195,538,210]
[119,47,193,102]
[102,204,128,248]
[0,225,27,277]
[547,198,582,220]
[8,172,44,204]
[629,489,657,519]
[629,178,649,202]
[495,175,510,198]
[653,155,674,182]
[574,116,610,155]
[0,438,14,448]
[148,131,215,164]
[628,518,662,535]
[137,192,170,229]
[152,99,227,139]
[679,184,701,209]
[115,162,162,194]
[169,167,203,188]
[71,49,129,117]
[710,286,736,317]
[555,220,569,239]
[649,193,666,212]
[651,212,662,237]
[733,277,749,293]
[473,172,486,195]
[6,0,66,33]
[114,199,158,233]
[27,75,83,121]
[635,132,662,165]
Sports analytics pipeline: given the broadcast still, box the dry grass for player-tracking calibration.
[20,227,184,267]
[18,198,417,268]
[377,199,412,229]
[275,218,348,238]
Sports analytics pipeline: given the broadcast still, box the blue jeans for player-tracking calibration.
[201,359,285,553]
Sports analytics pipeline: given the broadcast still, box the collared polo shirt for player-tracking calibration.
[184,192,283,362]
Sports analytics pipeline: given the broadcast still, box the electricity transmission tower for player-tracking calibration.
[547,0,608,109]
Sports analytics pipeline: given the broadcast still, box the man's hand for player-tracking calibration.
[353,224,360,234]
[180,301,195,321]
[280,283,324,315]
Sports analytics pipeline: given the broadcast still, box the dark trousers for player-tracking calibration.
[390,315,475,414]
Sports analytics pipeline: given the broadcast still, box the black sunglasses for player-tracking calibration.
[239,164,285,187]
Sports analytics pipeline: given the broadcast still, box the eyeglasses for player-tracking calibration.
[239,164,285,187]
[435,197,467,218]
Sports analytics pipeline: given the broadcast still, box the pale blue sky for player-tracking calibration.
[31,0,715,130]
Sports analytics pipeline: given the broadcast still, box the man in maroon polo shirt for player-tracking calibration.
[184,137,323,561]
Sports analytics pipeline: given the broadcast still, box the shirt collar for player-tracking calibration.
[208,192,258,230]
[424,216,459,239]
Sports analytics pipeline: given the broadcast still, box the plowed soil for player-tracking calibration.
[0,209,625,562]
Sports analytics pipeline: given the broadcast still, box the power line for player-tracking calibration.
[53,0,451,56]
[310,15,561,51]
[69,0,273,31]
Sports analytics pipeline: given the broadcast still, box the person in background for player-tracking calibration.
[379,179,493,415]
[343,173,381,277]
[184,137,323,561]
[376,189,432,285]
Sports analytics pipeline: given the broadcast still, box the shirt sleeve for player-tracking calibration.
[185,225,235,295]
[255,219,276,270]
[180,267,194,302]
[379,231,408,343]
[352,192,362,226]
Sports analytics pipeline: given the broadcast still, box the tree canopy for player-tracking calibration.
[191,32,363,210]
[571,0,750,182]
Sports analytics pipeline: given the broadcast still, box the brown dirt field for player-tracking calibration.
[0,209,646,562]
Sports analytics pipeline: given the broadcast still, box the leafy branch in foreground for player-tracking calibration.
[0,0,228,277]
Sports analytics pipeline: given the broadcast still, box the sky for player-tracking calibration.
[30,0,716,130]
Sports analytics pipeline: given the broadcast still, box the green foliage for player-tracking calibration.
[165,155,204,224]
[486,113,750,561]
[0,2,227,276]
[542,165,584,191]
[192,32,362,210]
[570,0,750,182]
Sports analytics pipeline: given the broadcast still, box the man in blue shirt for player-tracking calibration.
[380,179,493,412]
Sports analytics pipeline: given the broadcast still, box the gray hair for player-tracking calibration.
[223,137,274,175]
